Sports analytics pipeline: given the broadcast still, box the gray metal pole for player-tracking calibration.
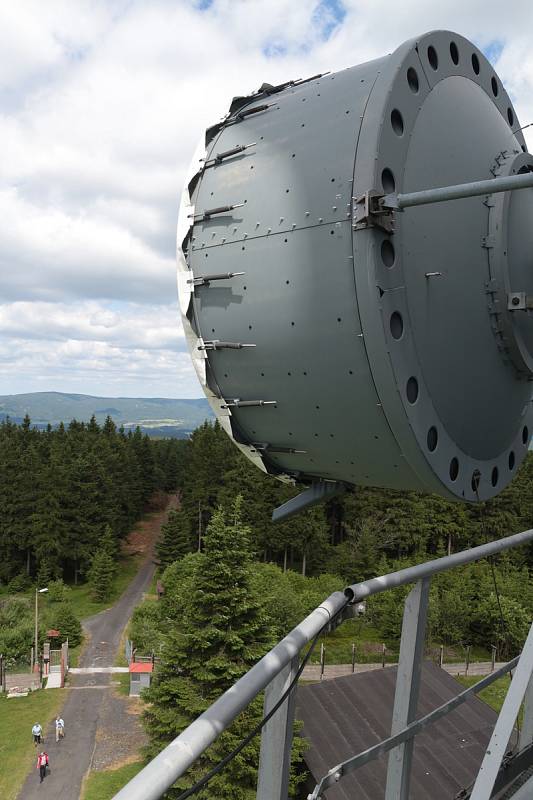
[256,656,299,800]
[383,170,533,210]
[345,529,533,603]
[518,669,533,753]
[385,579,430,800]
[112,591,347,800]
[470,622,533,800]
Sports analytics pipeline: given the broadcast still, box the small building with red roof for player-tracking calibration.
[129,661,153,696]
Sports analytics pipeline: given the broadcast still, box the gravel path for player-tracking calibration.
[301,660,507,681]
[17,497,177,800]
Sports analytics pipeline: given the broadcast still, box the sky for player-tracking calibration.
[2,1,533,399]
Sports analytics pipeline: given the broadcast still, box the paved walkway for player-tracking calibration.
[301,661,507,681]
[17,496,177,800]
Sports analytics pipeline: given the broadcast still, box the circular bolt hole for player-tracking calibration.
[381,168,395,193]
[407,67,419,92]
[522,425,529,444]
[428,45,438,70]
[381,239,395,267]
[391,108,404,136]
[491,466,499,487]
[450,41,459,65]
[427,426,438,452]
[508,107,514,126]
[509,450,516,470]
[471,470,481,492]
[491,76,499,97]
[472,53,480,74]
[390,311,403,340]
[449,457,459,481]
[406,376,418,404]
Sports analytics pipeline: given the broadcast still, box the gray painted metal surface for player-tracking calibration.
[385,579,430,800]
[256,656,299,799]
[178,30,532,505]
[518,671,533,753]
[385,170,533,209]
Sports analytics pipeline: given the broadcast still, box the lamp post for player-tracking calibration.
[34,587,48,673]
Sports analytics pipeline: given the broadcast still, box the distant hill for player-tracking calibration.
[0,392,214,438]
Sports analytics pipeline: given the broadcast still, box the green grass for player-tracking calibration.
[82,760,146,800]
[306,619,399,665]
[455,674,515,716]
[0,688,68,800]
[112,673,130,696]
[66,554,144,620]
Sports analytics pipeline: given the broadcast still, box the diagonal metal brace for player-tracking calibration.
[272,480,345,522]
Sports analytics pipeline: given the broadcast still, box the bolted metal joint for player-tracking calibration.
[352,190,395,232]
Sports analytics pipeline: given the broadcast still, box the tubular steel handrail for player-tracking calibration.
[112,528,533,800]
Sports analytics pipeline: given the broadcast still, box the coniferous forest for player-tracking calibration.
[0,414,185,586]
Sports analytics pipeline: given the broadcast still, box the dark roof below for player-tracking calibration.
[297,661,502,800]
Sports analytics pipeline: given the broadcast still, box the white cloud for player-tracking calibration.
[2,0,533,396]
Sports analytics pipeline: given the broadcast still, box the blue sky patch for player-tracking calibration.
[263,42,288,59]
[482,39,504,65]
[313,0,346,41]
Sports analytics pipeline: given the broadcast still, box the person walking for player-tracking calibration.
[37,751,49,783]
[55,716,65,742]
[32,722,42,746]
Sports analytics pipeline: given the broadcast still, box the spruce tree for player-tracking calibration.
[88,549,115,601]
[155,510,193,569]
[143,497,277,799]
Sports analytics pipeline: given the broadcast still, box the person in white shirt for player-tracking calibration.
[55,716,65,742]
[32,722,42,745]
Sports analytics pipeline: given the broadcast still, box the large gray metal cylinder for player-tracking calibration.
[177,30,533,503]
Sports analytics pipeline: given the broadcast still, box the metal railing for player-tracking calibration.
[112,527,533,800]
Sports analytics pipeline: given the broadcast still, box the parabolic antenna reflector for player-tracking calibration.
[177,30,533,505]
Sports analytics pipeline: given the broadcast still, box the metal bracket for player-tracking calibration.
[190,203,245,222]
[508,292,533,311]
[188,271,245,287]
[198,340,256,351]
[203,142,256,166]
[221,399,277,409]
[253,442,308,455]
[272,480,345,522]
[352,191,395,233]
